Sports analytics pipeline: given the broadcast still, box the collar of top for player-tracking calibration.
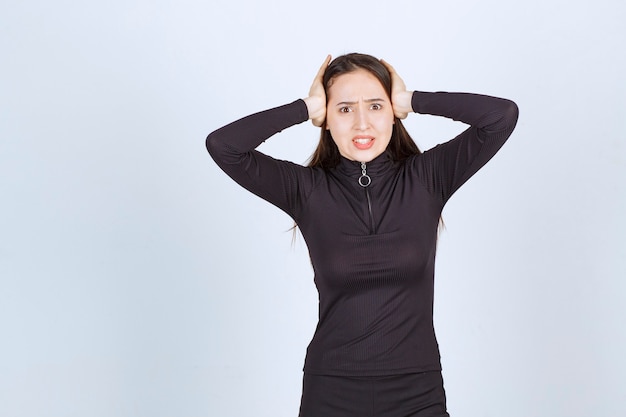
[335,151,394,181]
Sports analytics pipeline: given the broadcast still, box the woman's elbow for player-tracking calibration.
[505,99,520,127]
[205,130,222,157]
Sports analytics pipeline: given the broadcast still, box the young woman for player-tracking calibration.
[206,53,518,417]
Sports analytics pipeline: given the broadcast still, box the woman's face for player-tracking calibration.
[325,69,394,163]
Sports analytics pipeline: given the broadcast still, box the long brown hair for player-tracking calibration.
[307,53,421,169]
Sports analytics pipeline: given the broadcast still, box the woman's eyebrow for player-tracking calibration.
[335,98,386,106]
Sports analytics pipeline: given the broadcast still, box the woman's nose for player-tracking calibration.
[355,106,369,130]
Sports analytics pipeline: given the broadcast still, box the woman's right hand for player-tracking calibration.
[304,55,331,127]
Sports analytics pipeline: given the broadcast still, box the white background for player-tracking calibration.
[1,1,625,416]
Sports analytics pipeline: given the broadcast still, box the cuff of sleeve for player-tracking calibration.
[411,91,433,114]
[295,98,310,123]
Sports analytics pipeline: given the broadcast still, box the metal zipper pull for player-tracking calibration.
[358,162,371,187]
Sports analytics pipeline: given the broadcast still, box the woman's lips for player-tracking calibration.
[352,136,375,150]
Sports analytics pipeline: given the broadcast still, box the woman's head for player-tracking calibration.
[308,53,420,168]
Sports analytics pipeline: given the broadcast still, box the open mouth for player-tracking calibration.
[353,136,374,150]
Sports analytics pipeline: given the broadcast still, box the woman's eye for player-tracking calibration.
[339,107,351,113]
[371,103,382,110]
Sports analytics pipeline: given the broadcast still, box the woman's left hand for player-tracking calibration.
[381,59,413,119]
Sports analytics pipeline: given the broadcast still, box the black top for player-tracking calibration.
[206,91,519,376]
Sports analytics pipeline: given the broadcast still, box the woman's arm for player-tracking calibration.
[412,91,519,203]
[382,60,519,203]
[205,57,331,217]
[205,100,309,217]
[411,91,518,139]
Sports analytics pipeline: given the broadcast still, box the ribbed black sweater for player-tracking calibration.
[206,91,518,376]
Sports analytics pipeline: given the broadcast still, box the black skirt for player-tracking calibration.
[298,371,450,417]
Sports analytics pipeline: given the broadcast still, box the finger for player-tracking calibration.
[380,59,396,75]
[315,54,331,80]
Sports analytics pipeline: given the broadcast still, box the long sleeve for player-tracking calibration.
[206,99,311,217]
[409,91,519,203]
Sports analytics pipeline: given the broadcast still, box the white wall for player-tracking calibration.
[1,1,624,416]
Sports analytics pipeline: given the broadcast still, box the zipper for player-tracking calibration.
[358,162,375,234]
